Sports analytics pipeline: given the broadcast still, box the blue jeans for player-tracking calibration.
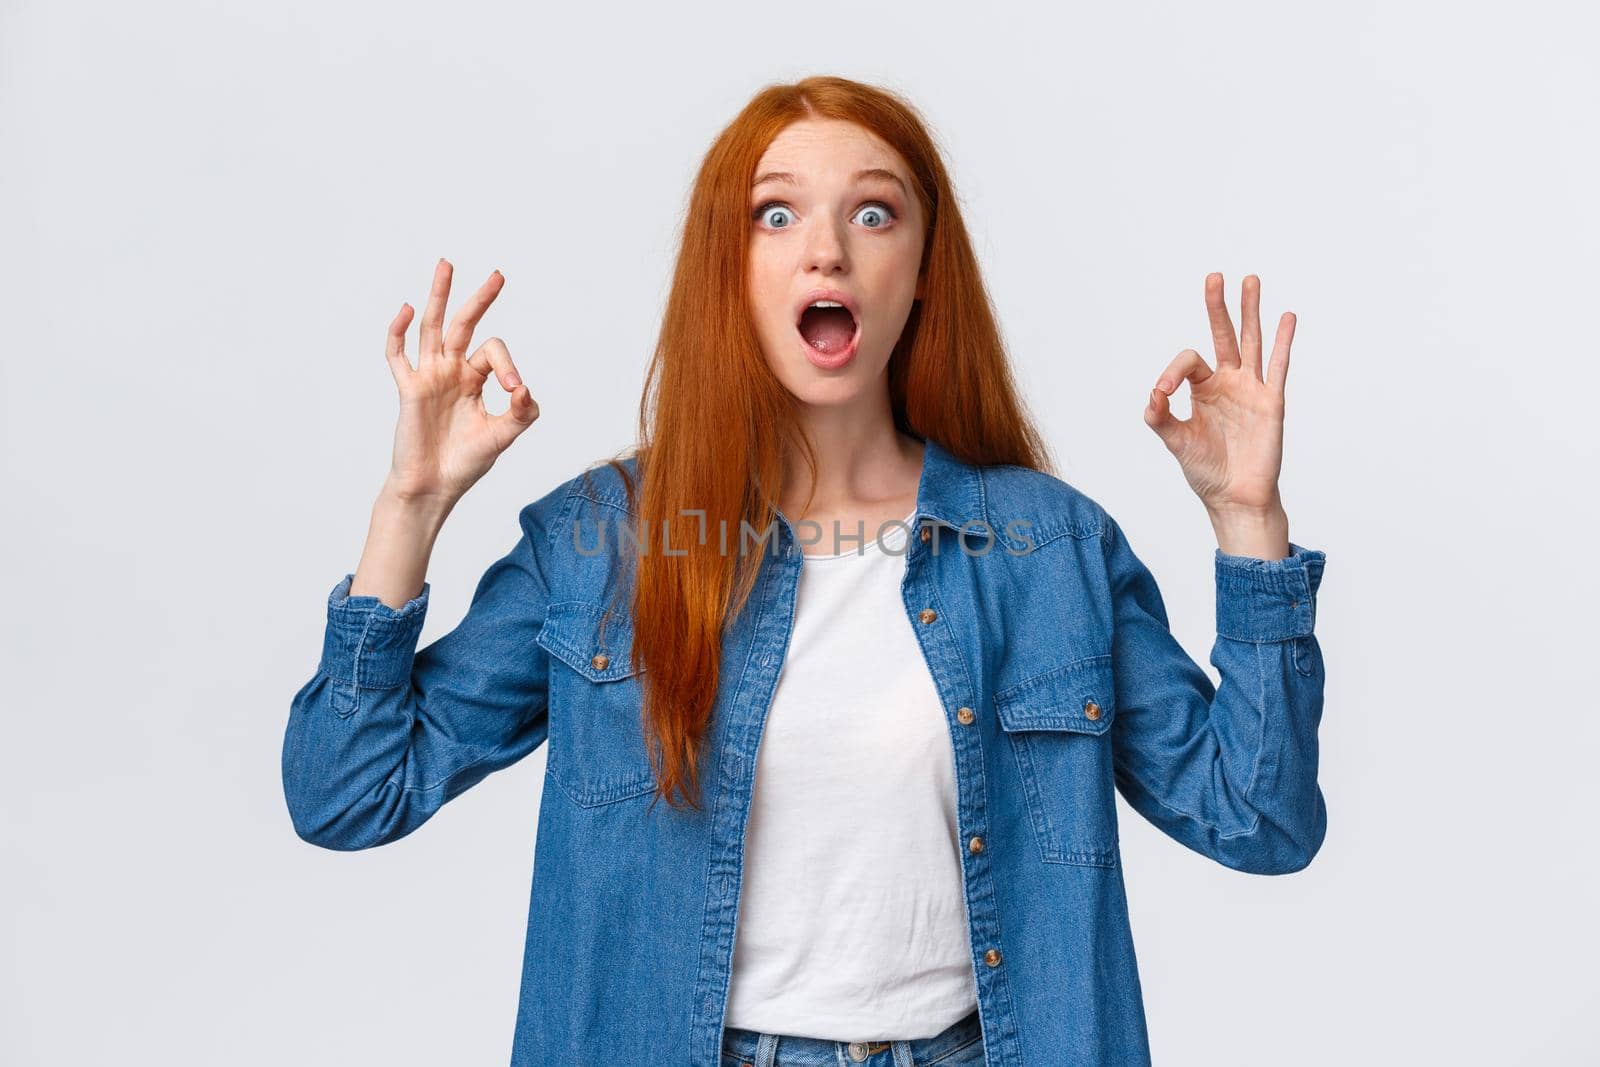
[720,1007,986,1066]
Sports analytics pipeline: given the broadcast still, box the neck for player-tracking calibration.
[781,391,923,519]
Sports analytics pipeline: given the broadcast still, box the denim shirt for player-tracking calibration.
[283,437,1329,1066]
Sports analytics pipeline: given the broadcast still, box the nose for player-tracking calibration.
[803,215,849,275]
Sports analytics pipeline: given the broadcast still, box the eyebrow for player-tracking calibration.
[751,167,909,195]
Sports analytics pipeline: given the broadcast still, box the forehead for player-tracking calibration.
[753,118,909,182]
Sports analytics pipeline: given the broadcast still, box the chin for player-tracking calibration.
[770,350,886,407]
[784,376,870,408]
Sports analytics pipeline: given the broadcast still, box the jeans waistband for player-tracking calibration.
[720,1005,982,1065]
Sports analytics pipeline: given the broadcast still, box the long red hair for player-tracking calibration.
[594,75,1053,813]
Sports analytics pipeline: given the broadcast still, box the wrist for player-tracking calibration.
[377,478,459,529]
[1206,497,1291,561]
[349,487,454,608]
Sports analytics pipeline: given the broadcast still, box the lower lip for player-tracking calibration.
[796,323,860,371]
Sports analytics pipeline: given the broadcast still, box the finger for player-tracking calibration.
[419,258,453,364]
[385,302,416,384]
[1240,274,1263,381]
[464,336,524,394]
[1145,348,1210,449]
[488,383,541,450]
[1204,272,1241,369]
[444,269,506,359]
[1266,311,1296,395]
[1153,348,1214,398]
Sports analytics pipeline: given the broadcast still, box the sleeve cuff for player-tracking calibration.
[1215,542,1326,642]
[318,572,431,688]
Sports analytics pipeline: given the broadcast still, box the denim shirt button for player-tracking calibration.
[1084,700,1102,721]
[590,653,609,671]
[956,706,975,724]
[984,948,1003,967]
[919,608,937,624]
[968,835,985,854]
[920,525,931,543]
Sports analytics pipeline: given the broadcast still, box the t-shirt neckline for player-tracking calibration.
[799,508,919,561]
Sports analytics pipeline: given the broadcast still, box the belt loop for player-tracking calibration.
[754,1031,779,1067]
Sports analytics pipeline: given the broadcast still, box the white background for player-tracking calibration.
[3,1,1595,1063]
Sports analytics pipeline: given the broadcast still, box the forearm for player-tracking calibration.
[1196,611,1327,872]
[1201,541,1328,870]
[285,494,564,851]
[1103,507,1329,874]
[349,480,459,609]
[285,602,434,851]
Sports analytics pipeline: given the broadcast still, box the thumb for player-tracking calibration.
[489,384,541,447]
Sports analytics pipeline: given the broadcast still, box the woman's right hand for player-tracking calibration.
[381,258,540,504]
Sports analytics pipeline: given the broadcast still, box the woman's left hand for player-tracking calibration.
[1145,272,1295,559]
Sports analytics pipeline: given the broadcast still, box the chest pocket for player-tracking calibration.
[535,600,658,807]
[994,654,1119,868]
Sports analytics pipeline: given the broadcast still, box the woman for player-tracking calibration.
[283,75,1328,1067]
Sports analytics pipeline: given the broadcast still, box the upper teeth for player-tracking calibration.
[809,300,845,309]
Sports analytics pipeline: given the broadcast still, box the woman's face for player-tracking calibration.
[746,118,926,408]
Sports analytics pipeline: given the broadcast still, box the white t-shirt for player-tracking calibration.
[723,510,980,1040]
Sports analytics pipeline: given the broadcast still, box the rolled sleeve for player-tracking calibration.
[318,573,431,690]
[1214,542,1327,642]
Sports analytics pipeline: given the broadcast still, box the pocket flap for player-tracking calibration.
[535,601,644,682]
[994,655,1115,735]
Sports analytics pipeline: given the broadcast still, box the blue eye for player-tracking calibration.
[853,202,896,228]
[750,200,899,230]
[754,203,796,228]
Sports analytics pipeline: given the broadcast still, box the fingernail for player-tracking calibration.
[506,372,521,388]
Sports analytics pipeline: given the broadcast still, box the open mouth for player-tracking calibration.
[796,302,859,356]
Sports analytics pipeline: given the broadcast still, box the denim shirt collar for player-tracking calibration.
[909,437,987,530]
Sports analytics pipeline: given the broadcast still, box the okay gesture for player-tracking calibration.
[1145,273,1295,559]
